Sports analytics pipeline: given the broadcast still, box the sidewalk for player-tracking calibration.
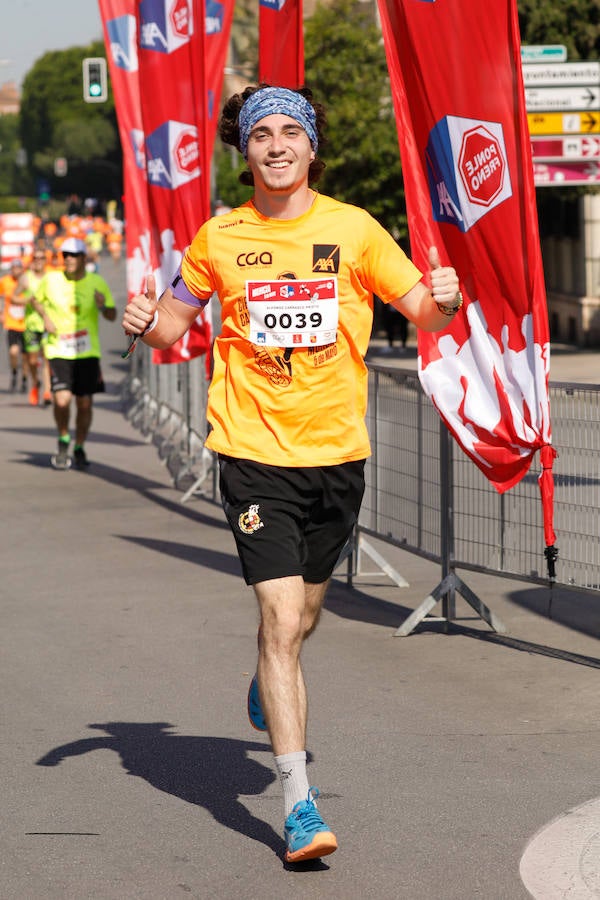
[1,280,599,898]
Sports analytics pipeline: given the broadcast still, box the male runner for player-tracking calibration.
[122,85,462,862]
[32,237,116,469]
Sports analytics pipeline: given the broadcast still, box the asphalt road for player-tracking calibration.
[1,255,599,899]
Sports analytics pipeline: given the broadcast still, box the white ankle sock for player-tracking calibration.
[275,751,310,817]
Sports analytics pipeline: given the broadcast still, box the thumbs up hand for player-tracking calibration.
[122,274,158,336]
[144,273,157,306]
[428,245,462,314]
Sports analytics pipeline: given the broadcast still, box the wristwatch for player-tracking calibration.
[436,291,464,317]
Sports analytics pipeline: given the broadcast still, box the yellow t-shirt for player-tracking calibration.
[181,193,422,467]
[35,271,115,360]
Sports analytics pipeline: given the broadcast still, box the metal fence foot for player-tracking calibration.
[453,574,507,634]
[394,573,507,636]
[356,538,410,588]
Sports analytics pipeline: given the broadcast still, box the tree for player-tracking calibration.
[518,0,599,60]
[304,0,407,240]
[0,114,21,196]
[19,42,121,199]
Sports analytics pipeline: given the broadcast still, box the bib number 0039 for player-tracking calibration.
[263,310,323,330]
[246,277,338,348]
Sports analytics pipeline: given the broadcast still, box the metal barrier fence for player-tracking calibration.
[359,366,600,633]
[120,350,600,628]
[121,343,215,499]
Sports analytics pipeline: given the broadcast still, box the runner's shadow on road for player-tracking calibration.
[13,449,230,530]
[36,722,292,860]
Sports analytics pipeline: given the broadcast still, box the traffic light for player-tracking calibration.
[82,57,108,103]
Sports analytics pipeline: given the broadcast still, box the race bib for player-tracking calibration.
[246,278,338,348]
[8,304,25,320]
[57,329,92,356]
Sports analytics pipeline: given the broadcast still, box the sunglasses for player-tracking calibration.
[62,252,84,258]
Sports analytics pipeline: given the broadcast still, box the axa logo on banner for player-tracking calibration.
[425,116,512,233]
[145,121,200,189]
[259,0,287,10]
[139,0,194,54]
[206,0,224,34]
[107,15,138,72]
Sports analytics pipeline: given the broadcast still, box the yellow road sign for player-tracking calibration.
[527,111,600,135]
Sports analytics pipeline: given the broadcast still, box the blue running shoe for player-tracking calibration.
[247,674,267,732]
[284,787,338,863]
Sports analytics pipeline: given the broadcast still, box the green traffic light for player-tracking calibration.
[83,57,107,103]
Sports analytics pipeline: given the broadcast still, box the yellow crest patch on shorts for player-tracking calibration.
[238,503,264,535]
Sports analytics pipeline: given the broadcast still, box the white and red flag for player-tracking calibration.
[377,0,556,557]
[258,0,304,88]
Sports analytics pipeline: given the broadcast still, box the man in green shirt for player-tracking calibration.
[32,237,117,470]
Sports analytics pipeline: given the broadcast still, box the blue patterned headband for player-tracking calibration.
[238,87,318,159]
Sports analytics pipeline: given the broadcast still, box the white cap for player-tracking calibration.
[61,237,87,255]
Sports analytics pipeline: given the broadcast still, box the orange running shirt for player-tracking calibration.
[181,193,422,467]
[0,274,26,332]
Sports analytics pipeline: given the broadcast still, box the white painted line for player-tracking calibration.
[520,797,600,899]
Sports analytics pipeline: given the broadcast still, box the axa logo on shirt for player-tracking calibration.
[145,121,200,189]
[206,0,224,34]
[107,14,138,72]
[237,251,273,267]
[313,245,340,273]
[425,115,512,233]
[139,0,194,54]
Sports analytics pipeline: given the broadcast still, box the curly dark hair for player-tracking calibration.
[219,83,327,186]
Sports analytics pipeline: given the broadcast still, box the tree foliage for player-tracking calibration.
[0,114,21,196]
[518,0,599,60]
[18,41,121,198]
[304,0,406,239]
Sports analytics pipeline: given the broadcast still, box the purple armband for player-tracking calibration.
[169,263,208,308]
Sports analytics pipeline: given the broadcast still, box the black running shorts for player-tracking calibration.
[49,357,105,396]
[6,330,25,350]
[218,455,366,586]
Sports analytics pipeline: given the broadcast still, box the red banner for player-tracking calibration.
[150,307,212,371]
[100,1,153,298]
[205,0,235,149]
[378,0,553,524]
[137,0,210,292]
[259,0,304,88]
[100,0,234,364]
